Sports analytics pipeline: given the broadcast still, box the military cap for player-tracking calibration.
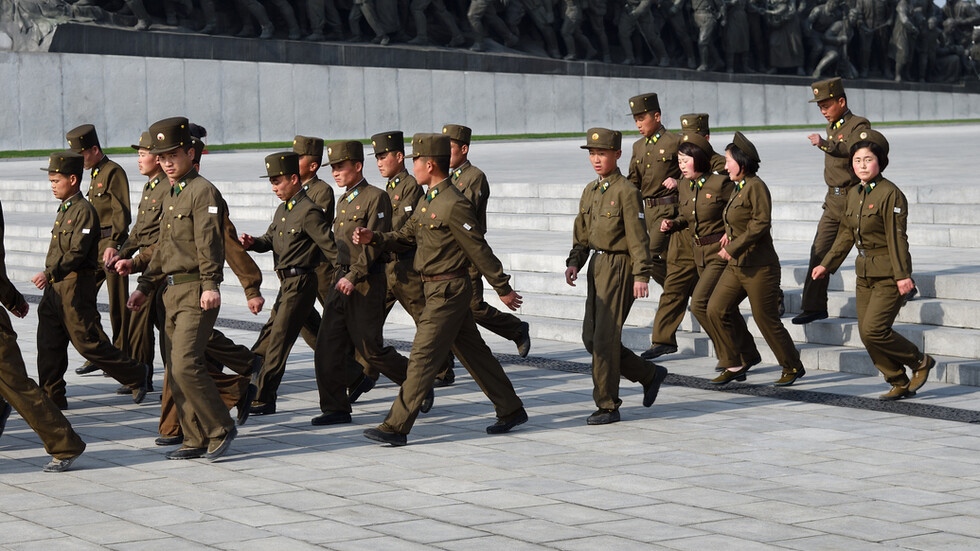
[580,128,622,151]
[442,124,472,145]
[679,131,713,156]
[679,113,710,136]
[292,135,324,157]
[148,117,192,153]
[411,133,452,158]
[326,140,364,165]
[629,93,660,116]
[809,77,846,103]
[131,131,153,151]
[732,131,760,163]
[854,128,889,156]
[42,150,84,176]
[371,131,405,154]
[263,151,300,178]
[66,124,99,152]
[190,137,205,165]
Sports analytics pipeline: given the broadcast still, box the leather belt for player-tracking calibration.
[644,196,678,207]
[166,272,201,285]
[692,232,725,247]
[593,250,625,255]
[420,267,468,282]
[100,226,113,238]
[338,263,385,275]
[276,267,315,280]
[857,248,887,257]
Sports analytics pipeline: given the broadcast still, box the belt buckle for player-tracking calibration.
[858,249,866,257]
[166,275,175,285]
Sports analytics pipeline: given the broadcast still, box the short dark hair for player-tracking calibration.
[678,141,711,174]
[725,143,760,177]
[849,141,889,172]
[427,155,451,175]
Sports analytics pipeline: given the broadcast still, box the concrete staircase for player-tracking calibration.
[4,161,980,389]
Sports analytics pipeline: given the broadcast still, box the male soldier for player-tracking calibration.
[353,133,528,446]
[128,117,237,462]
[0,198,87,473]
[33,151,150,410]
[441,124,531,386]
[565,128,668,425]
[241,152,336,419]
[312,140,413,426]
[65,124,132,376]
[795,77,871,325]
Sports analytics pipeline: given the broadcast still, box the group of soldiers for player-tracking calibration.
[60,0,980,81]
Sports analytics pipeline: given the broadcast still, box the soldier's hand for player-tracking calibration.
[896,277,915,296]
[127,290,147,312]
[247,296,265,314]
[811,265,829,280]
[500,290,523,311]
[565,266,579,286]
[660,219,675,233]
[103,247,120,268]
[201,289,221,311]
[718,247,732,261]
[807,133,824,147]
[662,177,678,190]
[115,258,134,276]
[634,281,649,299]
[10,301,29,318]
[336,277,355,296]
[352,227,373,245]
[239,233,254,249]
[31,272,47,290]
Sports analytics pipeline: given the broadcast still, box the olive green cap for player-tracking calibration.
[66,124,99,152]
[190,137,205,164]
[580,128,622,151]
[679,113,710,136]
[809,77,845,103]
[292,135,324,158]
[679,131,713,156]
[326,140,364,165]
[411,133,451,158]
[371,131,405,154]
[131,131,153,151]
[263,151,300,178]
[854,129,889,156]
[629,93,660,116]
[42,150,84,176]
[441,124,471,145]
[148,117,192,153]
[732,131,760,163]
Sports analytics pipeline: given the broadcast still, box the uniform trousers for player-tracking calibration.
[856,275,923,386]
[0,309,86,459]
[688,248,759,367]
[801,190,848,313]
[162,281,235,449]
[315,270,407,414]
[584,251,657,411]
[382,275,523,434]
[385,257,454,377]
[651,231,698,347]
[36,272,145,409]
[252,273,319,404]
[643,201,678,287]
[125,280,164,366]
[96,237,131,354]
[705,263,803,370]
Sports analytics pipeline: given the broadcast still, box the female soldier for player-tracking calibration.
[660,133,760,384]
[705,132,806,386]
[812,129,934,400]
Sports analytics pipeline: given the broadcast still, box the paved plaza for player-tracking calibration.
[2,126,980,550]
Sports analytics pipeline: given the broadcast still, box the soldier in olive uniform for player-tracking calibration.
[353,133,527,446]
[128,117,236,462]
[813,130,934,401]
[565,128,669,426]
[0,198,86,473]
[795,78,872,325]
[33,151,150,410]
[312,140,410,426]
[65,124,132,375]
[241,152,337,419]
[705,132,806,386]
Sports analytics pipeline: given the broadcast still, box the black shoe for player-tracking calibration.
[586,409,620,425]
[132,364,152,404]
[515,321,531,358]
[640,344,677,360]
[486,408,528,434]
[364,426,407,446]
[0,400,11,438]
[249,401,276,415]
[744,355,762,370]
[205,426,237,462]
[155,435,184,446]
[247,354,264,378]
[774,367,805,387]
[237,384,257,426]
[348,374,376,404]
[43,454,81,472]
[75,362,101,376]
[166,446,206,460]
[792,310,828,325]
[433,368,455,387]
[420,387,435,414]
[117,378,155,395]
[710,366,750,385]
[311,411,352,426]
[642,364,669,407]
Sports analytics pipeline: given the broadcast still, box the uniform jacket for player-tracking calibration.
[722,175,780,267]
[450,161,490,231]
[87,155,131,249]
[671,172,734,267]
[249,189,334,272]
[334,179,391,284]
[44,192,100,283]
[117,173,168,273]
[302,176,338,267]
[0,200,26,310]
[627,126,682,199]
[820,110,871,188]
